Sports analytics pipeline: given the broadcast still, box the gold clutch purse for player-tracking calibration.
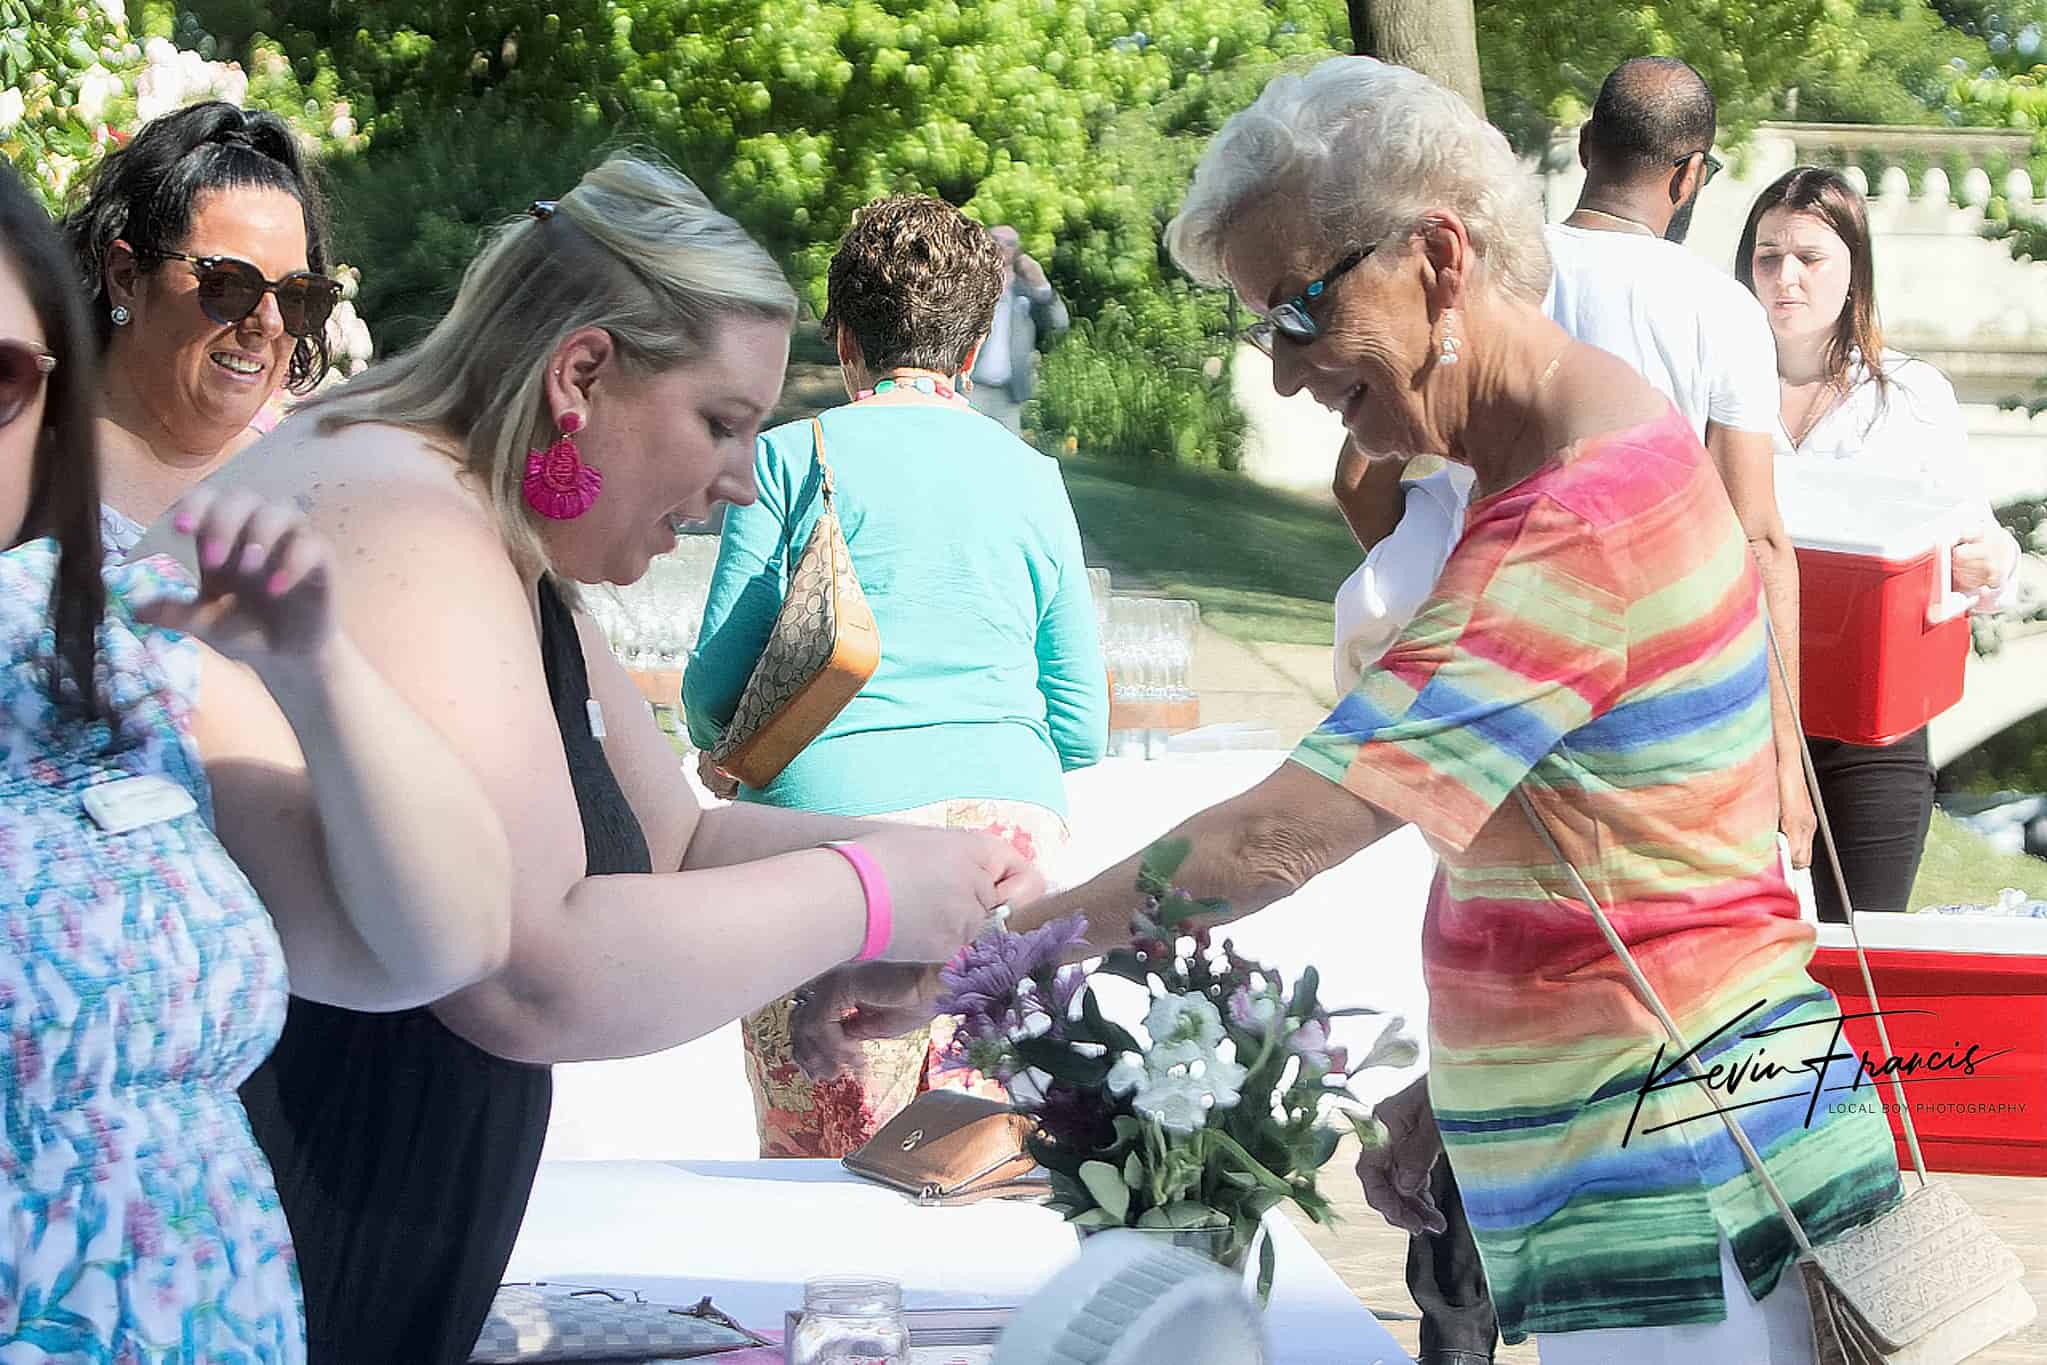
[842,1091,1049,1206]
[709,417,880,789]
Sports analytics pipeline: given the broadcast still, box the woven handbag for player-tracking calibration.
[470,1284,766,1361]
[708,416,879,789]
[1510,624,2034,1364]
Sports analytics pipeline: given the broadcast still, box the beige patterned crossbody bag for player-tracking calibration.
[1509,622,2033,1364]
[708,417,880,789]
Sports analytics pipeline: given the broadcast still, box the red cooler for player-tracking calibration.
[1776,463,1976,746]
[1805,913,2047,1177]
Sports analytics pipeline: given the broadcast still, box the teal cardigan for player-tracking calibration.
[683,403,1108,818]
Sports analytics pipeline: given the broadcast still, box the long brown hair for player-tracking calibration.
[1,163,105,721]
[1736,166,1888,401]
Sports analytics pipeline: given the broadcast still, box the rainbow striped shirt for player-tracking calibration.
[1294,410,1901,1341]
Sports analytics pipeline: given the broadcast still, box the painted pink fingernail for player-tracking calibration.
[266,571,290,597]
[200,539,227,569]
[173,513,195,534]
[239,544,268,574]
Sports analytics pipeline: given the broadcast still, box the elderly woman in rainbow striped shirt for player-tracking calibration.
[807,56,1906,1364]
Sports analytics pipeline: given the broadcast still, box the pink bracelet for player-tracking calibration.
[823,840,893,962]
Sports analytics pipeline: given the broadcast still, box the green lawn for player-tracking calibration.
[1909,808,2047,910]
[1058,452,1358,645]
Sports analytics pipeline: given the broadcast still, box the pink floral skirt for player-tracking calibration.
[741,797,1068,1158]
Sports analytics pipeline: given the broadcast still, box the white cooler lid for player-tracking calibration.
[1776,460,1974,561]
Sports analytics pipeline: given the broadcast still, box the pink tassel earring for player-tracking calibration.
[523,411,602,520]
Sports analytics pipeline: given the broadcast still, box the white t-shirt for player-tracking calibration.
[973,285,1020,387]
[1777,350,2019,612]
[1333,226,1779,685]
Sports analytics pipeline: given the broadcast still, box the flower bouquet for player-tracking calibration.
[934,839,1416,1298]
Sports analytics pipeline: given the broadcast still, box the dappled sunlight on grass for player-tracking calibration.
[1058,453,1359,646]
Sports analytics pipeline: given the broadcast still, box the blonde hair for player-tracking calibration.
[300,152,798,576]
[1166,57,1550,304]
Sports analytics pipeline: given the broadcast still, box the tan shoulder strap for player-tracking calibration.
[810,417,836,506]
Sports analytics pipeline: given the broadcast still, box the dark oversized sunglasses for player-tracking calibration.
[150,251,342,338]
[0,340,57,430]
[1244,245,1373,356]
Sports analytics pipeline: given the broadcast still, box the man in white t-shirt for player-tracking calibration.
[1352,58,1813,1365]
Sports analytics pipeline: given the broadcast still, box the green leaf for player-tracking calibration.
[1290,965,1320,1022]
[1136,837,1192,896]
[1122,1150,1145,1190]
[1308,1124,1341,1171]
[1095,949,1152,986]
[1207,1130,1291,1194]
[1112,1115,1143,1146]
[1162,1199,1228,1229]
[1069,1206,1121,1230]
[1255,1230,1277,1305]
[1078,1160,1131,1222]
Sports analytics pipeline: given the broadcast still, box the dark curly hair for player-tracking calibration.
[62,101,333,394]
[2,163,105,721]
[821,195,1005,375]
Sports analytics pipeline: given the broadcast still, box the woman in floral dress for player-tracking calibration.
[0,164,510,1362]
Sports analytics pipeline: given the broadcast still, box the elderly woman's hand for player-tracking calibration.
[1356,1075,1447,1236]
[789,962,945,1080]
[134,487,337,672]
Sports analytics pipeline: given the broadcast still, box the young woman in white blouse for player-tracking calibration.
[1738,166,2020,918]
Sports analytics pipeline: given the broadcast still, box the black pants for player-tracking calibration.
[1406,1157,1498,1362]
[1806,727,1935,921]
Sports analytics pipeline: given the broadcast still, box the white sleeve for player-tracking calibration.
[1885,358,2020,614]
[1706,285,1781,435]
[1332,470,1469,693]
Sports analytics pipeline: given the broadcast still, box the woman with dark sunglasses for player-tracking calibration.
[63,100,339,557]
[2,163,510,1361]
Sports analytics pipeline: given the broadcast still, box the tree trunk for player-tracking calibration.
[1348,0,1486,118]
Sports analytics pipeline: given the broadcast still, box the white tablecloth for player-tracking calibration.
[505,1159,1414,1365]
[542,751,1438,1165]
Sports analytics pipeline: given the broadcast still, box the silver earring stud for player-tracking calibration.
[110,305,131,326]
[1437,313,1461,367]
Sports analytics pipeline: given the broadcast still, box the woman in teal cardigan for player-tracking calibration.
[683,194,1107,1156]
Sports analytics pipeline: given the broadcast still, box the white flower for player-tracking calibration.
[1145,994,1225,1052]
[1356,1016,1420,1073]
[0,89,23,136]
[1197,1052,1248,1111]
[1133,1071,1209,1134]
[1006,1066,1053,1107]
[1105,1054,1147,1097]
[94,0,128,29]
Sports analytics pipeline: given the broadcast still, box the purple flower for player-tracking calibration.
[934,915,1090,1072]
[1051,965,1086,1017]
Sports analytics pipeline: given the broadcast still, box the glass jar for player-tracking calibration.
[788,1276,909,1365]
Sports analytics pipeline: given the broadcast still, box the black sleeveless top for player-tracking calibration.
[240,577,652,1364]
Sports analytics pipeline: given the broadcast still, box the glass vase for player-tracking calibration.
[1073,1223,1272,1304]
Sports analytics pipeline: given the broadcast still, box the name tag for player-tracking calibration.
[81,775,198,835]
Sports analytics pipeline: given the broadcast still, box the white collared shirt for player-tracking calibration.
[1777,350,2019,612]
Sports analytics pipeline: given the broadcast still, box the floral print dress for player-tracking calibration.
[0,538,301,1363]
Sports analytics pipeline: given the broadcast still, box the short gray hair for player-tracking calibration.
[1166,57,1550,304]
